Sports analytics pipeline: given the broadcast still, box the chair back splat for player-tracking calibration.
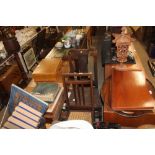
[62,73,94,123]
[62,48,98,88]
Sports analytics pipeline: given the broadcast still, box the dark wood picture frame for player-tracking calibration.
[23,47,37,70]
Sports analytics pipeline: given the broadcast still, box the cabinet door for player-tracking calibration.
[0,65,22,93]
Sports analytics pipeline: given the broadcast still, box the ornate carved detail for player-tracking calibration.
[113,27,134,63]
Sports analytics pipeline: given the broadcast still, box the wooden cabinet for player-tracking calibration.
[0,64,22,94]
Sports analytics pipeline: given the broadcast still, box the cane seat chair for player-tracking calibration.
[87,27,93,49]
[62,72,95,124]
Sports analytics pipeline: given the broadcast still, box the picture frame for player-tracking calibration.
[23,47,37,70]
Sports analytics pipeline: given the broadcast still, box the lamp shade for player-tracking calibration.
[3,37,20,54]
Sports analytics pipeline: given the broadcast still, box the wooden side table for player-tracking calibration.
[101,76,155,127]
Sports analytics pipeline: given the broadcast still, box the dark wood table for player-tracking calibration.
[111,69,155,111]
[101,40,155,127]
[101,73,155,127]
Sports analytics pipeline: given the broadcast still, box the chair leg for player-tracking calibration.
[59,108,69,121]
[93,121,107,129]
[107,122,121,129]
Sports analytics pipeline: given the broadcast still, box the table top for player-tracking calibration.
[46,27,90,59]
[25,27,91,120]
[104,42,146,80]
[103,47,136,64]
[111,69,155,111]
[32,58,62,75]
[46,47,69,59]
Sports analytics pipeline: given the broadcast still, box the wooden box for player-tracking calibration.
[32,58,62,82]
[25,79,65,122]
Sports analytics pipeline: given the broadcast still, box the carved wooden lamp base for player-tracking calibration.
[117,57,127,63]
[115,63,128,70]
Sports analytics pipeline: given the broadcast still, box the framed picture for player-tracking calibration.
[23,47,37,70]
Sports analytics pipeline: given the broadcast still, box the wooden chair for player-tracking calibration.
[87,27,93,49]
[62,48,98,88]
[62,72,95,124]
[35,29,51,60]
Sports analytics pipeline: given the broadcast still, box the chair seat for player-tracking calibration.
[68,111,92,124]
